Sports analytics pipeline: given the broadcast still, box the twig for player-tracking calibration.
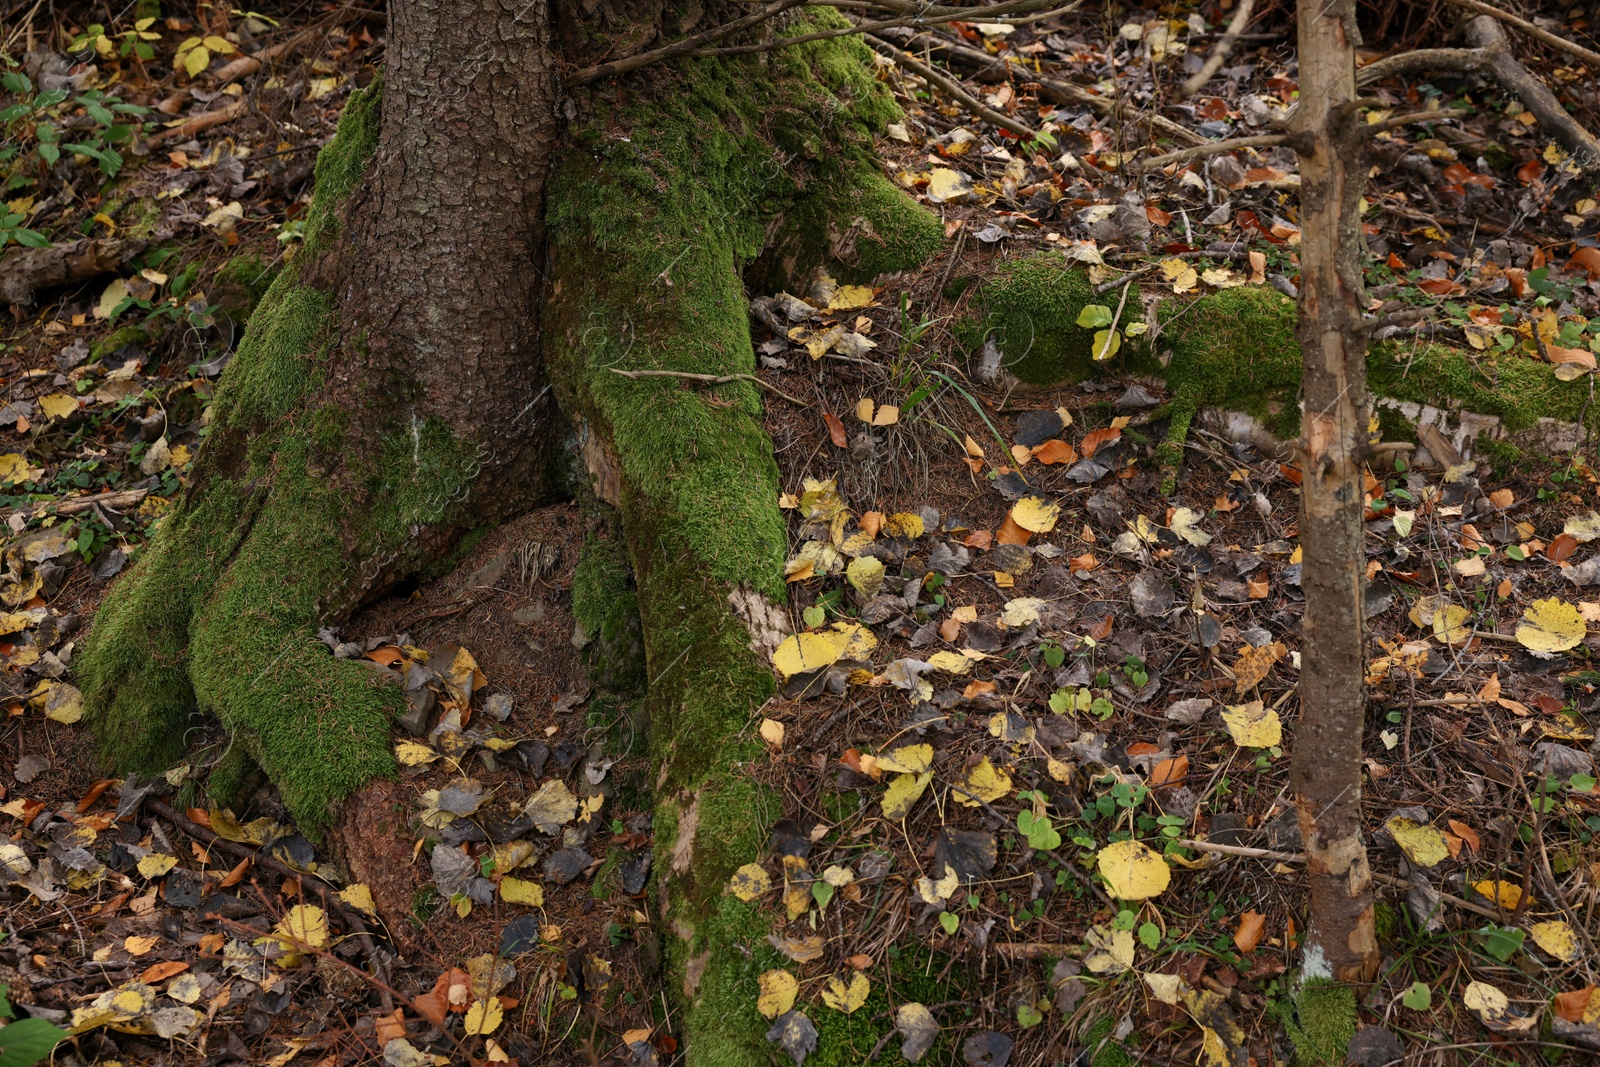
[566,0,811,87]
[694,0,1067,59]
[864,35,1039,139]
[147,100,249,146]
[1,487,149,521]
[1178,0,1255,100]
[1443,0,1600,68]
[608,367,805,405]
[1127,134,1286,174]
[1361,106,1458,138]
[208,28,321,85]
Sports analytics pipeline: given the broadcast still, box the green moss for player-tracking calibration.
[807,944,975,1067]
[300,79,382,257]
[90,325,151,363]
[1288,979,1356,1066]
[78,79,414,838]
[572,526,645,695]
[1082,1015,1133,1067]
[959,254,1104,385]
[212,254,281,324]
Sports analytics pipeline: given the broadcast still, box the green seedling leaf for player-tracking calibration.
[802,605,825,628]
[1402,982,1432,1010]
[1471,924,1525,963]
[938,911,959,935]
[1076,304,1113,328]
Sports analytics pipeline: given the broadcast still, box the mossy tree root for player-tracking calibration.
[546,28,938,1065]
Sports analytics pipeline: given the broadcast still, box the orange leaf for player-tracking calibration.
[823,412,848,448]
[186,807,212,828]
[846,953,873,969]
[376,1007,407,1048]
[840,749,863,773]
[1032,439,1077,465]
[1447,819,1480,854]
[963,529,993,550]
[219,856,251,888]
[198,932,226,953]
[1517,159,1546,184]
[859,511,884,538]
[963,680,997,699]
[1233,911,1266,953]
[940,617,961,643]
[1081,427,1121,458]
[77,778,116,813]
[1068,552,1099,573]
[138,960,190,984]
[1554,987,1596,1023]
[1233,641,1286,693]
[1488,488,1514,508]
[364,646,405,667]
[1548,533,1579,563]
[1126,742,1161,757]
[1151,754,1188,787]
[995,515,1031,546]
[1145,203,1172,227]
[1088,615,1114,641]
[1247,575,1269,600]
[1571,247,1600,281]
[1279,464,1302,485]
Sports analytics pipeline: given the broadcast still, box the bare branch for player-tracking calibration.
[1356,47,1483,85]
[1178,0,1255,100]
[566,0,811,87]
[1360,106,1459,137]
[1127,133,1286,174]
[694,0,1073,60]
[1443,0,1600,68]
[609,368,805,406]
[865,34,1040,140]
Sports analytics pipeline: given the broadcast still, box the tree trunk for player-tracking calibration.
[1288,0,1381,988]
[79,3,939,1062]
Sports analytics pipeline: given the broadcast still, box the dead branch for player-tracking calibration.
[609,367,805,405]
[566,0,812,87]
[1443,0,1600,68]
[1,488,150,522]
[147,99,250,146]
[1127,132,1286,174]
[693,0,1070,60]
[882,30,1207,148]
[0,237,147,307]
[209,28,322,85]
[1178,0,1255,100]
[865,35,1039,139]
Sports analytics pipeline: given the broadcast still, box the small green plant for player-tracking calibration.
[1016,795,1061,850]
[69,18,164,62]
[0,984,67,1067]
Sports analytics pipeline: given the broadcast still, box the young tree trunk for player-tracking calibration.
[80,3,940,1062]
[1288,0,1381,986]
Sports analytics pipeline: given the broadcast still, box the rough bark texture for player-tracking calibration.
[1288,0,1381,986]
[79,2,563,833]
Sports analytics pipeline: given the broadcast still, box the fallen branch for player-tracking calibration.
[147,99,250,147]
[694,0,1067,59]
[209,28,322,85]
[1443,0,1600,68]
[1178,0,1255,100]
[566,0,811,87]
[883,31,1206,148]
[0,237,147,307]
[2,488,149,522]
[864,35,1039,139]
[1127,133,1287,174]
[1178,838,1503,920]
[609,367,805,405]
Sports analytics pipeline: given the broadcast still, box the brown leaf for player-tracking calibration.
[376,1007,407,1048]
[1547,533,1578,562]
[1088,615,1114,641]
[1068,552,1099,573]
[823,412,848,448]
[1032,439,1077,465]
[1246,575,1269,600]
[1233,911,1266,953]
[219,856,251,888]
[1233,642,1285,693]
[963,680,997,699]
[1448,819,1480,854]
[138,960,190,984]
[995,515,1030,546]
[963,529,993,550]
[859,511,884,538]
[76,779,116,813]
[1554,986,1596,1023]
[846,953,873,969]
[1151,754,1188,788]
[1080,427,1121,458]
[186,807,212,828]
[939,617,961,643]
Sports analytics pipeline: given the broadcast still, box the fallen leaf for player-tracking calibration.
[1531,921,1579,962]
[820,972,869,1013]
[1385,817,1449,868]
[1231,642,1285,693]
[1516,598,1586,653]
[1222,701,1282,748]
[728,863,772,901]
[1472,879,1523,909]
[772,633,841,678]
[1010,497,1059,533]
[953,758,1010,807]
[463,997,503,1036]
[882,772,932,821]
[1233,911,1266,953]
[1096,839,1170,900]
[822,412,847,447]
[757,970,799,1019]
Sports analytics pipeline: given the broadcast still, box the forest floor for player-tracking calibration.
[3,2,1600,1066]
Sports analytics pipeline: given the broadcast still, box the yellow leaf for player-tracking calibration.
[759,718,785,747]
[826,621,877,661]
[38,393,78,420]
[728,863,772,901]
[1530,921,1578,962]
[137,854,178,878]
[201,35,236,54]
[1170,506,1212,546]
[264,904,329,967]
[830,285,875,310]
[1472,879,1523,909]
[1463,980,1509,1019]
[876,743,933,774]
[916,862,960,904]
[1000,597,1045,627]
[1515,598,1586,653]
[820,972,870,1013]
[0,454,38,486]
[846,556,886,596]
[337,884,377,916]
[883,512,924,539]
[499,876,545,907]
[95,277,130,319]
[1095,839,1170,900]
[772,632,841,678]
[954,757,1010,806]
[464,997,503,1036]
[1564,512,1600,542]
[757,969,799,1019]
[871,404,899,427]
[1408,595,1471,643]
[1386,817,1449,868]
[184,45,211,78]
[1221,700,1282,748]
[35,680,84,724]
[1144,972,1185,1005]
[1084,924,1136,973]
[882,772,932,821]
[124,934,158,956]
[927,650,972,675]
[927,168,973,202]
[395,741,440,766]
[1011,497,1060,533]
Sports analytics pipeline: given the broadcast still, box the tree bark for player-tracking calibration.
[1288,0,1381,985]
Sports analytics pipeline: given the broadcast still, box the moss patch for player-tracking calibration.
[571,524,645,695]
[957,254,1105,385]
[77,80,440,837]
[1288,979,1356,1066]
